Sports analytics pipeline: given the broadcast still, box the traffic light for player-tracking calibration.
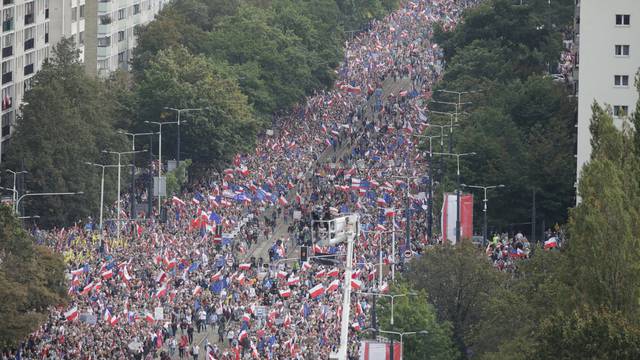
[300,245,308,262]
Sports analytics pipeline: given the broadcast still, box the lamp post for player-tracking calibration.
[145,120,179,212]
[430,152,476,243]
[5,169,28,213]
[86,162,120,251]
[413,134,442,242]
[102,149,147,238]
[15,192,83,218]
[461,184,505,247]
[363,328,429,360]
[118,131,157,220]
[163,107,208,166]
[355,292,417,326]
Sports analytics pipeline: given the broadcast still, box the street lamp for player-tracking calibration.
[118,131,158,220]
[5,169,27,213]
[15,191,83,218]
[363,328,429,360]
[102,149,147,238]
[430,152,476,243]
[163,107,208,165]
[356,292,417,326]
[413,134,442,242]
[145,120,179,212]
[461,184,505,247]
[86,162,120,251]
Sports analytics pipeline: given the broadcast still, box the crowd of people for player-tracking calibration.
[2,1,492,359]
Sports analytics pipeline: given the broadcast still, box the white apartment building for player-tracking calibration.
[1,0,51,162]
[0,0,168,162]
[576,0,640,185]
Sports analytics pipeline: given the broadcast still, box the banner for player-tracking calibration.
[359,340,401,360]
[441,193,473,244]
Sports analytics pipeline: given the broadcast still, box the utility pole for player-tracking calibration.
[163,107,208,166]
[5,169,27,214]
[532,188,536,243]
[145,120,179,214]
[413,134,442,242]
[86,162,120,252]
[118,131,157,220]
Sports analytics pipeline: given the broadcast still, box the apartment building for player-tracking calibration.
[1,0,51,162]
[0,0,168,162]
[576,0,640,187]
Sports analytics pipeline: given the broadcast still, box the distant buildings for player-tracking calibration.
[0,0,169,162]
[576,0,640,189]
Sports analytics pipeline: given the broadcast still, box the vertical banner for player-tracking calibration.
[359,340,402,360]
[441,193,474,244]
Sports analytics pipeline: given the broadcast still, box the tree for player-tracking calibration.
[3,38,124,227]
[134,46,258,169]
[0,205,67,349]
[375,283,460,360]
[405,244,504,356]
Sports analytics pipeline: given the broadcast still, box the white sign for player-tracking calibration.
[153,177,166,197]
[154,307,164,321]
[266,129,274,136]
[293,211,302,220]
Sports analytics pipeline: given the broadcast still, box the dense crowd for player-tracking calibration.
[2,1,488,359]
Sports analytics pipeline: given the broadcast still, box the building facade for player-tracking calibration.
[576,0,640,186]
[0,0,168,162]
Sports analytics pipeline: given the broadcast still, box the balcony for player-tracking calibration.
[24,38,34,51]
[45,33,48,43]
[1,96,11,111]
[2,46,12,58]
[2,72,12,85]
[3,0,13,5]
[24,63,33,76]
[45,9,49,19]
[3,19,13,32]
[24,13,34,26]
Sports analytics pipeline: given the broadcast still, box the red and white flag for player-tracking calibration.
[351,279,362,290]
[64,306,79,321]
[145,312,155,324]
[155,284,168,298]
[239,263,251,270]
[211,271,222,281]
[327,268,339,277]
[309,284,325,298]
[327,279,340,292]
[101,269,113,280]
[279,289,292,298]
[287,276,300,286]
[278,196,289,206]
[172,196,186,206]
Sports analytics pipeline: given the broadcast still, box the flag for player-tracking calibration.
[544,238,558,249]
[145,312,155,324]
[315,269,326,279]
[155,284,168,298]
[279,289,291,298]
[211,271,222,281]
[327,279,340,292]
[375,224,386,232]
[379,282,390,293]
[101,269,113,280]
[193,285,203,296]
[277,270,288,279]
[351,279,362,290]
[71,267,84,277]
[287,276,300,286]
[301,262,311,271]
[376,198,386,206]
[239,263,251,270]
[385,208,396,217]
[172,196,186,206]
[80,282,94,296]
[103,308,112,323]
[327,268,339,277]
[309,284,325,298]
[278,196,288,206]
[65,306,79,321]
[238,330,248,342]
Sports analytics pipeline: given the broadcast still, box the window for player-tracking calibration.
[79,5,85,19]
[118,8,126,20]
[118,30,125,42]
[71,7,77,22]
[78,31,84,45]
[616,14,630,26]
[118,51,125,64]
[97,36,111,47]
[99,15,111,25]
[614,105,629,117]
[614,75,629,87]
[133,4,140,15]
[98,59,109,70]
[615,45,630,56]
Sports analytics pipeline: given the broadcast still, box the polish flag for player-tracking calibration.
[370,180,379,188]
[156,271,167,284]
[238,330,248,342]
[296,193,302,204]
[283,314,292,327]
[155,284,168,298]
[121,266,132,285]
[278,196,289,206]
[376,198,386,206]
[301,262,312,271]
[352,322,361,331]
[193,285,203,296]
[65,306,79,321]
[313,244,323,254]
[385,208,396,217]
[103,308,112,323]
[93,282,103,292]
[287,276,300,286]
[277,270,288,279]
[109,315,119,326]
[352,270,361,279]
[279,289,292,298]
[101,269,113,280]
[80,282,94,296]
[242,313,251,323]
[544,238,558,249]
[172,196,186,206]
[237,273,245,285]
[239,263,251,270]
[367,269,377,282]
[165,258,177,270]
[315,270,326,279]
[351,279,362,290]
[192,198,200,205]
[309,284,325,299]
[145,312,155,324]
[211,271,222,281]
[375,224,387,232]
[71,268,84,277]
[327,279,340,292]
[379,282,390,293]
[327,268,339,277]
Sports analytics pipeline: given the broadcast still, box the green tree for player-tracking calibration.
[134,46,258,169]
[405,243,504,356]
[375,283,460,360]
[4,38,124,226]
[0,205,67,349]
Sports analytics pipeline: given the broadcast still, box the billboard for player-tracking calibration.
[441,192,473,244]
[359,340,402,360]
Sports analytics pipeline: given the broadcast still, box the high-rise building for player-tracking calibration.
[1,0,51,162]
[0,0,169,162]
[576,0,640,188]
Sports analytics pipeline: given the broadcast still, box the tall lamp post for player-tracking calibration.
[163,107,208,165]
[363,328,429,360]
[5,169,27,213]
[413,134,442,242]
[461,184,505,247]
[102,149,147,238]
[145,120,178,212]
[118,131,157,220]
[86,162,120,250]
[15,192,83,218]
[431,152,476,243]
